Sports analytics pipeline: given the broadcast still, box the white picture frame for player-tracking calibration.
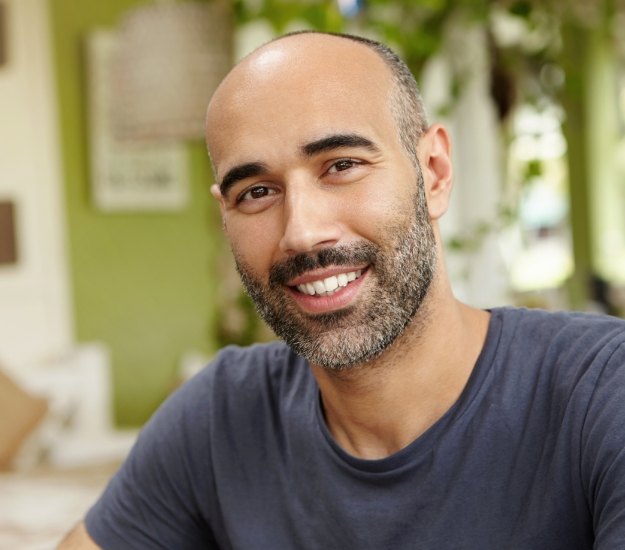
[86,30,189,212]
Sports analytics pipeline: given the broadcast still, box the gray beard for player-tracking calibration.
[234,172,437,371]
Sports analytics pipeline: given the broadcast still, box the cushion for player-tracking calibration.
[0,368,48,469]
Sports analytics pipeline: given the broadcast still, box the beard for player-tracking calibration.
[234,169,437,371]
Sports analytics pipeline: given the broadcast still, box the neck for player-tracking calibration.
[311,285,490,460]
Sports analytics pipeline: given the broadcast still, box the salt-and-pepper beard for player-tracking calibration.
[234,169,437,371]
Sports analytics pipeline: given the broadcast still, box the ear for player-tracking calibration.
[210,184,228,230]
[418,124,453,221]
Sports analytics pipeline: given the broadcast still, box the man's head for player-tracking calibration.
[206,32,454,370]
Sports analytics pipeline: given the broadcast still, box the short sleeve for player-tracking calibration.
[581,339,625,549]
[85,367,218,549]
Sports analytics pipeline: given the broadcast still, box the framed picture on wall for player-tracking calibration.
[86,30,189,212]
[0,200,17,265]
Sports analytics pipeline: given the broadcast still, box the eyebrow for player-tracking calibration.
[219,161,268,197]
[301,133,380,157]
[218,133,379,197]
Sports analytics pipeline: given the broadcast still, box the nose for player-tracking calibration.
[278,181,342,255]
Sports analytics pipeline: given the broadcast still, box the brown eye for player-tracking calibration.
[333,159,355,172]
[239,186,272,202]
[250,187,269,199]
[327,158,363,175]
[235,185,280,214]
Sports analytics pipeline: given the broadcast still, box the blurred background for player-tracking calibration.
[1,0,625,545]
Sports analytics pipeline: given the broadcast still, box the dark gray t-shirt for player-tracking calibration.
[86,307,625,549]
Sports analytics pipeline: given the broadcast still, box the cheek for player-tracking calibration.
[342,179,416,238]
[226,216,282,278]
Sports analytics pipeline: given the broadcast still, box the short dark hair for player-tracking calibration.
[275,31,429,164]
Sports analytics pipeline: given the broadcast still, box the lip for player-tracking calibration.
[286,267,369,315]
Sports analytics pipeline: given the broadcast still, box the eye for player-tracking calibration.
[234,184,280,214]
[237,185,275,203]
[327,159,360,174]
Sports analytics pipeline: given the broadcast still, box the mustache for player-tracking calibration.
[269,242,378,286]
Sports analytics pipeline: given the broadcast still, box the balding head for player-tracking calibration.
[206,32,428,170]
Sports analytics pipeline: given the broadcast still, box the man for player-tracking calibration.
[61,31,625,549]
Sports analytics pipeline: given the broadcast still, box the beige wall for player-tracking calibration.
[0,0,72,367]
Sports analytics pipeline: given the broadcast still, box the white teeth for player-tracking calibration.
[295,269,363,296]
[323,276,339,292]
[313,280,326,294]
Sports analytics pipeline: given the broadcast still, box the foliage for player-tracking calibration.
[232,0,623,111]
[234,0,344,33]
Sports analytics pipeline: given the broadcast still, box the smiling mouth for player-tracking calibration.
[294,269,364,297]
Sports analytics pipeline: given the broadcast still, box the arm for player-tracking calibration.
[74,366,218,548]
[581,340,625,547]
[57,522,101,549]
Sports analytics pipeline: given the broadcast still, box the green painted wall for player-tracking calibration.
[49,0,224,426]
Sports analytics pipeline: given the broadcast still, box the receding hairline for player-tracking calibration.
[260,31,408,90]
[207,30,428,168]
[268,30,390,57]
[207,31,398,137]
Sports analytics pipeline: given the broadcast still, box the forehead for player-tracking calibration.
[206,35,399,171]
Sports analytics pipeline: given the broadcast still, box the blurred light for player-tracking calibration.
[490,8,528,48]
[511,131,566,161]
[337,0,363,18]
[520,181,568,229]
[539,64,565,91]
[513,104,563,135]
[511,104,567,161]
[510,240,573,291]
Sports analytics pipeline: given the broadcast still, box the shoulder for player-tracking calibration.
[207,340,307,386]
[182,341,310,405]
[482,308,625,450]
[489,309,625,543]
[484,307,625,413]
[495,305,625,337]
[493,306,625,363]
[153,341,313,438]
[84,341,310,547]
